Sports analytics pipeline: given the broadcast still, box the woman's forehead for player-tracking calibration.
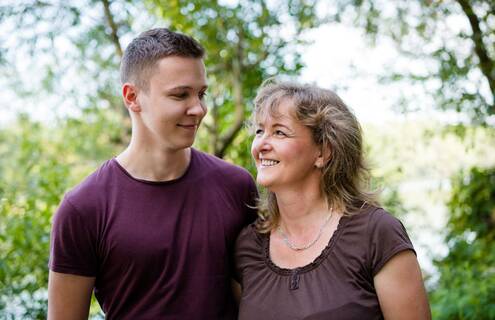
[255,97,296,121]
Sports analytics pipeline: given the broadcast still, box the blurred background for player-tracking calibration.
[0,0,494,319]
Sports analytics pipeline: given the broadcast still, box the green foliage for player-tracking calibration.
[448,167,495,239]
[0,0,155,124]
[0,0,320,159]
[329,0,494,124]
[0,110,123,318]
[430,167,495,319]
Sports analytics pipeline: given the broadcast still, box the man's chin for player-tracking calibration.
[174,139,195,150]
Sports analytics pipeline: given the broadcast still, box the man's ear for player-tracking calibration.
[122,83,141,113]
[315,144,331,169]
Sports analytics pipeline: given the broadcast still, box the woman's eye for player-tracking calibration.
[275,130,287,136]
[255,129,263,135]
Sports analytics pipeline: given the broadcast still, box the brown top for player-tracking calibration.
[235,206,415,320]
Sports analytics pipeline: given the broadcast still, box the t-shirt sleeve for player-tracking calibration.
[368,209,415,276]
[49,196,98,277]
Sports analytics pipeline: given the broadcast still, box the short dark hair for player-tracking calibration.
[120,28,205,90]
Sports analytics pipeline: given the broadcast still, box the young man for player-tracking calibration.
[48,28,257,320]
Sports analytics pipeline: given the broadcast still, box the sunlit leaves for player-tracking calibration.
[430,167,495,319]
[0,109,122,318]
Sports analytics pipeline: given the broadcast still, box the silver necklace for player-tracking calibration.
[277,210,333,251]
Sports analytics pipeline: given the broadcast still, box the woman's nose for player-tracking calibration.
[254,135,273,152]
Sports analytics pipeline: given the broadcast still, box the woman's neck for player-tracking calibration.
[275,188,331,236]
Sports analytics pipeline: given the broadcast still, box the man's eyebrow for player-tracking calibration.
[167,85,208,91]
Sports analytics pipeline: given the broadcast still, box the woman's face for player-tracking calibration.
[251,98,323,192]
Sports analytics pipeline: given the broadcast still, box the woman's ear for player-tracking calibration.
[122,83,141,113]
[315,144,331,169]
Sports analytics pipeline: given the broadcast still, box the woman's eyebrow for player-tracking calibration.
[256,122,291,129]
[272,123,291,130]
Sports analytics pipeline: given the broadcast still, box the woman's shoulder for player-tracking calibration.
[349,205,402,229]
[235,223,267,277]
[342,205,411,249]
[235,223,268,259]
[236,223,264,250]
[353,206,415,276]
[360,206,407,234]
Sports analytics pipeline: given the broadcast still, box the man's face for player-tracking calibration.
[135,56,208,151]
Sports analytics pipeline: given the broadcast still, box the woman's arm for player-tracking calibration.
[374,250,431,320]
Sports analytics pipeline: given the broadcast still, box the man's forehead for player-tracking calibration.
[155,55,205,70]
[149,57,207,88]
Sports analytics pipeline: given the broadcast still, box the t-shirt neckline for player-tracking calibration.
[262,214,351,276]
[111,148,196,185]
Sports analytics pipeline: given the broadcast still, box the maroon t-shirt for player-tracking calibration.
[49,148,257,319]
[235,206,415,320]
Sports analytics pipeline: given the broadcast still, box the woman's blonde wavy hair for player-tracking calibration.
[252,80,378,233]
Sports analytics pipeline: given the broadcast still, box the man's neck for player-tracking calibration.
[115,143,191,182]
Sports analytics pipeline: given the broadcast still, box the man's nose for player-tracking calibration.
[187,98,207,117]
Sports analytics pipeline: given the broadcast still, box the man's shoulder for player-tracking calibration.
[64,159,115,206]
[53,159,116,227]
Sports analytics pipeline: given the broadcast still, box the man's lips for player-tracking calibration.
[177,124,198,129]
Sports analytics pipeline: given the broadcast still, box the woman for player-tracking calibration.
[235,81,431,320]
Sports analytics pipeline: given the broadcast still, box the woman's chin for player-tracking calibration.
[256,178,272,189]
[256,179,279,192]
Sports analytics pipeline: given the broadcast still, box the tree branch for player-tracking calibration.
[456,0,495,111]
[202,99,217,135]
[202,122,214,134]
[100,0,129,120]
[215,32,246,158]
[101,0,123,58]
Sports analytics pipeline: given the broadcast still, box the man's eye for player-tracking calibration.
[199,91,207,99]
[172,93,188,99]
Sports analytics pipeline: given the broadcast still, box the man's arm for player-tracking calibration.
[374,250,431,320]
[231,279,242,304]
[48,271,95,320]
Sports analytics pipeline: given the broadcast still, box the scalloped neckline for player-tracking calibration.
[262,214,350,275]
